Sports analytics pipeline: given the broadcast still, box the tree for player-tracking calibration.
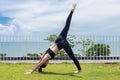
[77,38,94,56]
[44,34,57,43]
[67,35,77,48]
[86,43,110,56]
[0,53,6,57]
[27,53,39,57]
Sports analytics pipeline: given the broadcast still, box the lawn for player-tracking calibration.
[0,62,120,80]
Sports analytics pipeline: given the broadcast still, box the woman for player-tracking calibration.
[25,3,81,74]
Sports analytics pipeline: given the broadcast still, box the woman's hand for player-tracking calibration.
[25,70,32,74]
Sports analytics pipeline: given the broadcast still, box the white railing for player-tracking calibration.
[0,35,120,63]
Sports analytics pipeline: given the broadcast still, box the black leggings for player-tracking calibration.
[55,11,81,70]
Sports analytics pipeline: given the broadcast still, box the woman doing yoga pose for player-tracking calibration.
[25,3,81,74]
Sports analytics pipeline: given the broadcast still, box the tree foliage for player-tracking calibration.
[27,53,39,57]
[0,53,6,57]
[86,44,110,56]
[44,34,57,43]
[77,38,94,56]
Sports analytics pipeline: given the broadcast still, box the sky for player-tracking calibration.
[0,0,120,41]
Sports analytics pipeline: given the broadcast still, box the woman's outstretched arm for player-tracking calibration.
[25,54,51,74]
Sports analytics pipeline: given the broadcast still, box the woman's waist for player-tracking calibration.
[49,43,59,54]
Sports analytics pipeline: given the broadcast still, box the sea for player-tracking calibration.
[0,42,50,57]
[0,41,120,57]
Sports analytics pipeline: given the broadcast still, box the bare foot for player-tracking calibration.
[71,3,77,11]
[74,70,81,74]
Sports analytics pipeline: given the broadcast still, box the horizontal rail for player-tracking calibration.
[0,56,120,61]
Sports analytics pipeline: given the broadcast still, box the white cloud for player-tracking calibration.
[0,24,14,35]
[75,0,120,21]
[0,0,120,36]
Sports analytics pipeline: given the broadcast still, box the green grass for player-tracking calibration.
[0,62,120,80]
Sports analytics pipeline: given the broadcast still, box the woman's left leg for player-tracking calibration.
[58,10,74,39]
[63,40,81,71]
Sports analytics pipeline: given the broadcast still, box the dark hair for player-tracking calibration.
[38,64,46,72]
[38,67,42,72]
[41,64,46,68]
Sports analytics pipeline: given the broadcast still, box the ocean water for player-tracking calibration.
[0,42,50,57]
[0,41,120,57]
